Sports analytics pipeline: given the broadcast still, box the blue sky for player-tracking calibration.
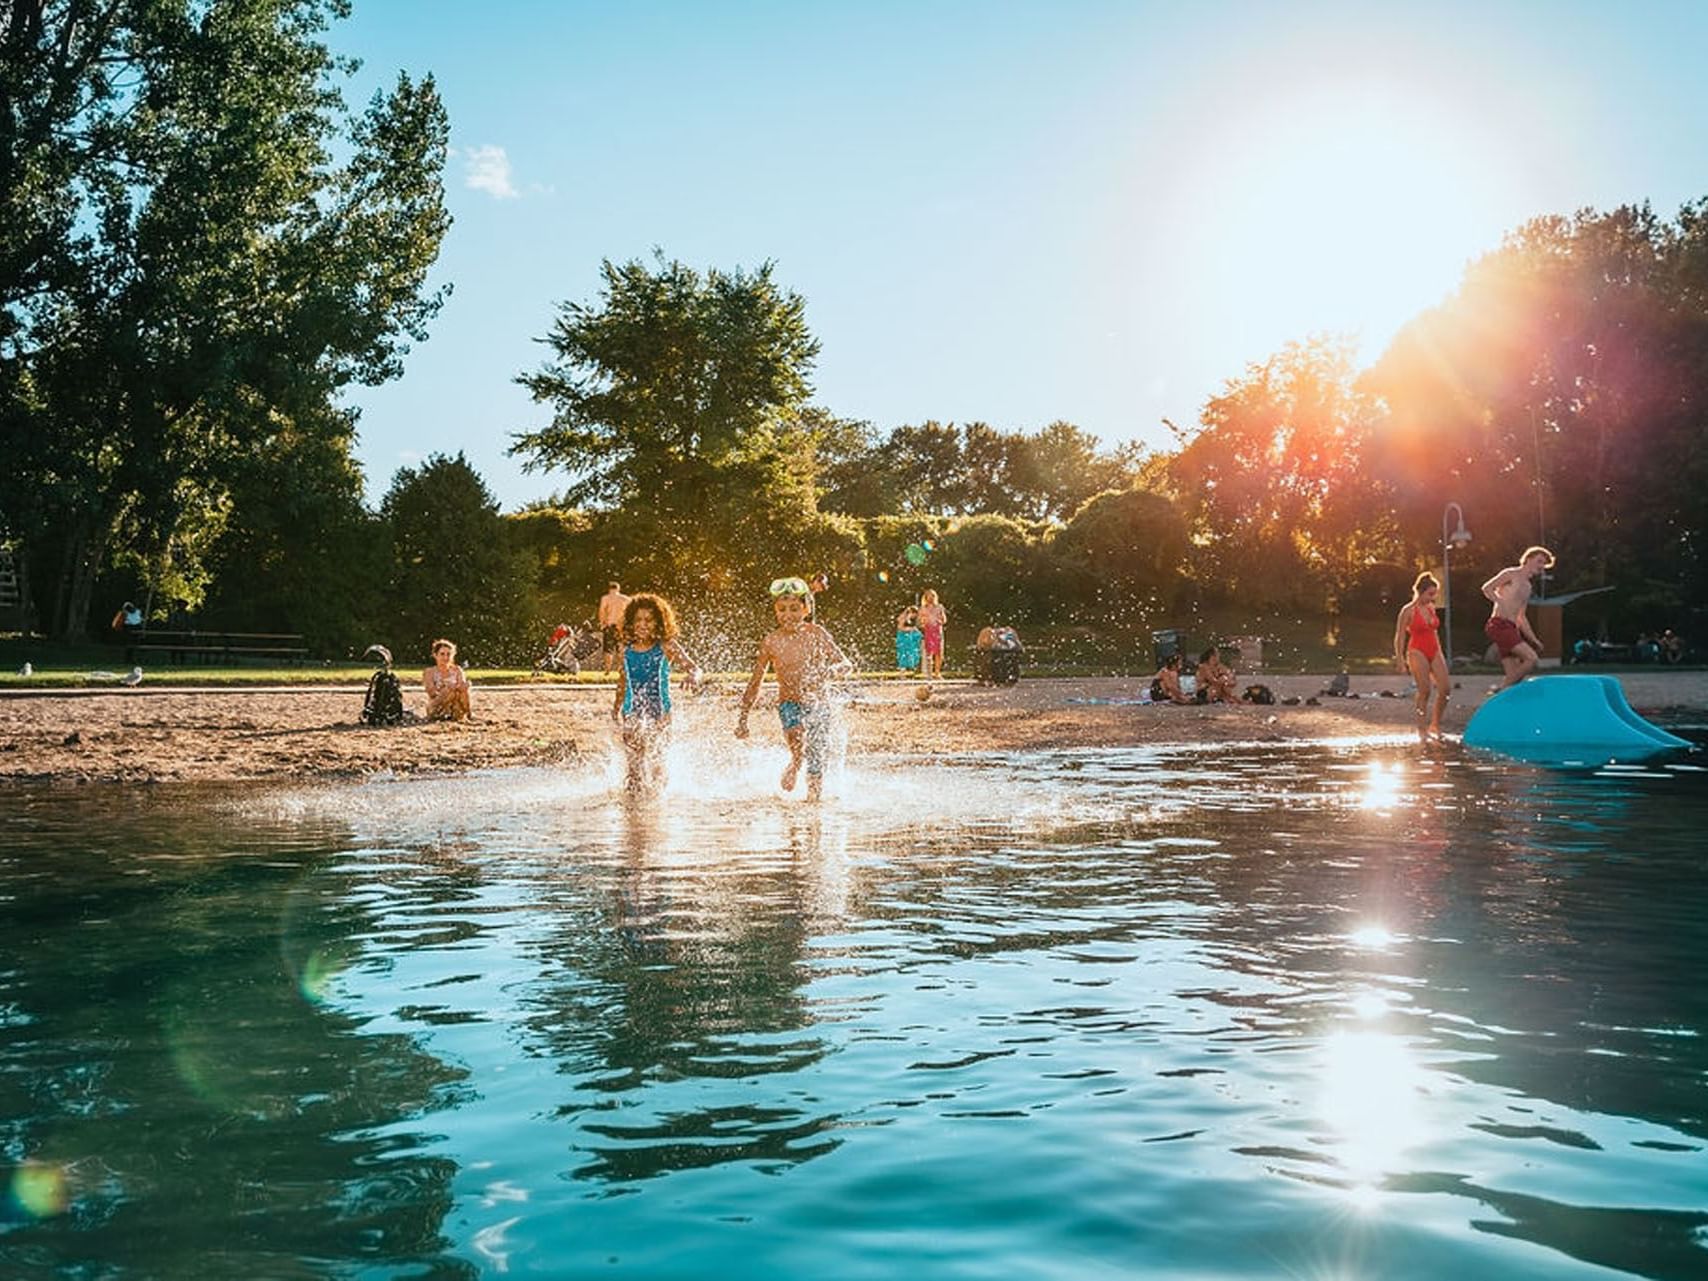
[331,1,1708,509]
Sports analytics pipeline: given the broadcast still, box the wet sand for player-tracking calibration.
[2,672,1702,785]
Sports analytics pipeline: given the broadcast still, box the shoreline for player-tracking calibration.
[3,672,1703,786]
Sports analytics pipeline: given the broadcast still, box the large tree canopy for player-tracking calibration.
[382,453,537,665]
[513,254,820,513]
[0,0,450,636]
[1168,335,1394,620]
[815,416,1142,520]
[1367,202,1708,624]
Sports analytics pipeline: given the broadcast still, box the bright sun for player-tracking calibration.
[1161,78,1533,366]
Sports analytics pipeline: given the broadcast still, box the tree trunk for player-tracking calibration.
[51,526,81,639]
[52,517,108,641]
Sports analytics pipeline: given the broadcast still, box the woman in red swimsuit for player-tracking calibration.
[1394,571,1450,744]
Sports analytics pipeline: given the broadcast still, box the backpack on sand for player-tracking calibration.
[1243,683,1276,705]
[361,669,405,726]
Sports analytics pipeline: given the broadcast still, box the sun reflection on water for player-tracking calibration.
[1346,923,1399,950]
[1355,761,1405,812]
[1318,1028,1431,1191]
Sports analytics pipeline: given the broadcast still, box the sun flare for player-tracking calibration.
[1164,77,1532,364]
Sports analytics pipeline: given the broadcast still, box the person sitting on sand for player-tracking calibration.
[1149,653,1193,705]
[612,592,701,795]
[423,639,471,721]
[1194,646,1238,704]
[736,577,852,802]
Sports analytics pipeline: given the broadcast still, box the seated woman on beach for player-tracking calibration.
[423,639,471,721]
[1149,653,1193,705]
[1194,646,1238,704]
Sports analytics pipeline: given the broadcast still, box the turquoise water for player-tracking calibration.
[3,742,1706,1278]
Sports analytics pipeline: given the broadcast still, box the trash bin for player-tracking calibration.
[1152,629,1187,668]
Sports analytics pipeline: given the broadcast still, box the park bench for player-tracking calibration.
[127,630,309,666]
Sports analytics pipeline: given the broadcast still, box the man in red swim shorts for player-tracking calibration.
[1481,546,1555,688]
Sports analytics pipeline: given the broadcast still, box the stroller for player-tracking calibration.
[533,621,601,675]
[971,626,1025,685]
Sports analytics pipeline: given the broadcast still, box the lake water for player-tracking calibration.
[3,738,1706,1278]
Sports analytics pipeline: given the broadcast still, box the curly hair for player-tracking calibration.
[622,592,679,641]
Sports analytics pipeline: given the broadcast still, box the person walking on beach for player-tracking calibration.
[612,592,701,795]
[1395,571,1450,743]
[1481,546,1554,688]
[423,639,471,721]
[918,588,947,679]
[735,576,852,802]
[598,581,630,673]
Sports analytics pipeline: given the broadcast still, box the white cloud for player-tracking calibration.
[463,144,519,200]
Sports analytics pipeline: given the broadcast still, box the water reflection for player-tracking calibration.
[2,742,1705,1279]
[520,804,841,1183]
[0,795,475,1276]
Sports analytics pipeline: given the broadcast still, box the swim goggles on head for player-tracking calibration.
[769,576,811,598]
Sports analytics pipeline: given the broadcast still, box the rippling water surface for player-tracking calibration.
[3,741,1706,1278]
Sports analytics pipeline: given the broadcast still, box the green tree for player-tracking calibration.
[0,0,450,637]
[928,514,1043,623]
[1048,488,1188,616]
[811,411,896,517]
[1007,421,1142,521]
[514,253,819,513]
[198,404,386,656]
[381,454,538,665]
[1367,202,1708,635]
[1169,336,1391,627]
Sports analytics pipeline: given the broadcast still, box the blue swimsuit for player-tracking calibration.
[622,645,671,720]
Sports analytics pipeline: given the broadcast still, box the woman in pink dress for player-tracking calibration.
[917,589,947,679]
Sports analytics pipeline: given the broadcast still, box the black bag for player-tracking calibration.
[360,669,405,726]
[1244,683,1275,705]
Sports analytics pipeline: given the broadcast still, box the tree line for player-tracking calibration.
[4,5,1705,665]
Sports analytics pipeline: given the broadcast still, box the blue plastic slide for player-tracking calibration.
[1463,675,1691,766]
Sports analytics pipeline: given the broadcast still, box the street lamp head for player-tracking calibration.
[1442,501,1471,549]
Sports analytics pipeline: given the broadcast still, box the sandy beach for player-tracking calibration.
[2,671,1702,786]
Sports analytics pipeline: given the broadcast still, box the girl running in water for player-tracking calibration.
[613,593,701,794]
[1394,571,1450,744]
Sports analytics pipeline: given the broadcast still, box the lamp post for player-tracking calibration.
[1441,501,1472,666]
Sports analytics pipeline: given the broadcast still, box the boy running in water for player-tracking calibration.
[735,577,852,802]
[1481,545,1555,688]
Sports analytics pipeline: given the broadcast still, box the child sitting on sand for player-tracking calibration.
[1194,646,1238,704]
[1149,653,1193,705]
[423,639,471,721]
[613,593,701,795]
[736,576,852,802]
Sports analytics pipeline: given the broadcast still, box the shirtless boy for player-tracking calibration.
[1481,546,1555,688]
[735,577,853,801]
[597,581,630,673]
